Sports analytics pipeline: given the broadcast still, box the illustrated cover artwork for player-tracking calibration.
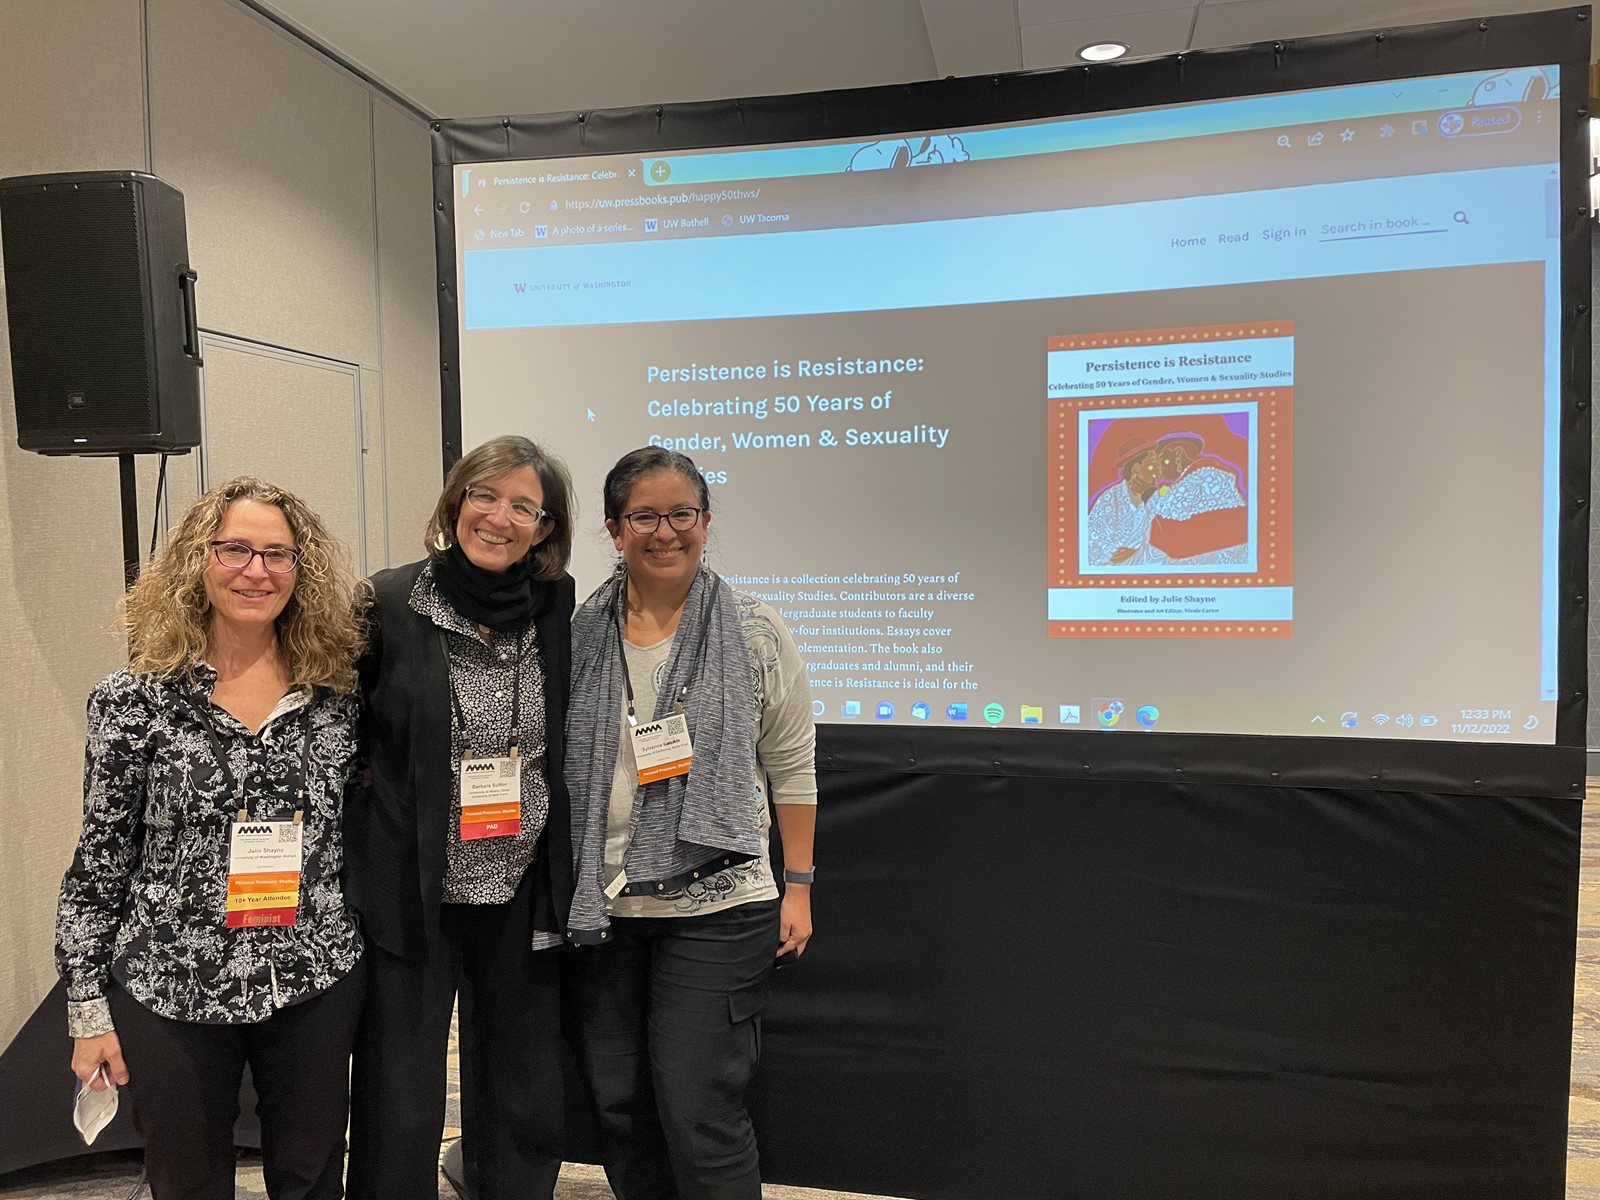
[1046,322,1294,638]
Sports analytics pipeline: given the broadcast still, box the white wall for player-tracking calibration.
[0,0,441,1049]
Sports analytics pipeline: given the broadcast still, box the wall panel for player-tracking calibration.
[360,366,384,569]
[200,336,365,572]
[0,0,148,1050]
[146,0,379,368]
[373,98,440,565]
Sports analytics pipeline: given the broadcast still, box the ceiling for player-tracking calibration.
[252,0,1597,120]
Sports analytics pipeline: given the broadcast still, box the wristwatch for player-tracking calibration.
[782,866,816,885]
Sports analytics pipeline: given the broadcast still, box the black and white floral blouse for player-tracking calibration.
[410,566,552,907]
[55,665,363,1038]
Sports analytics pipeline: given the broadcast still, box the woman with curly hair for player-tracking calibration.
[56,476,367,1200]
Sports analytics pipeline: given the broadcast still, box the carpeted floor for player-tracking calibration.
[0,1152,904,1200]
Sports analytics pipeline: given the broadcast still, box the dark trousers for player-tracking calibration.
[345,870,565,1200]
[109,960,366,1200]
[574,899,780,1200]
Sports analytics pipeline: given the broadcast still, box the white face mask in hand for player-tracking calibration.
[73,1065,119,1145]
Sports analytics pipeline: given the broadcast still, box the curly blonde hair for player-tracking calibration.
[120,476,364,693]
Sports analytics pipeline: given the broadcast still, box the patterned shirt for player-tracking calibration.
[409,566,552,905]
[56,666,363,1038]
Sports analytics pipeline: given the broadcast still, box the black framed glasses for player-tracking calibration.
[464,486,550,528]
[210,541,301,573]
[622,506,704,535]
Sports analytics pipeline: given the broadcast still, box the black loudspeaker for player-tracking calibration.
[0,170,202,455]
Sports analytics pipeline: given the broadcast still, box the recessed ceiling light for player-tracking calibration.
[1079,41,1129,63]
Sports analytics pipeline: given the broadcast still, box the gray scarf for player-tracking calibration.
[566,568,760,941]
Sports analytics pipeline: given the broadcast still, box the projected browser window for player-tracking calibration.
[454,66,1562,742]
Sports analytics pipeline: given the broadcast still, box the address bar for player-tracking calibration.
[565,187,762,212]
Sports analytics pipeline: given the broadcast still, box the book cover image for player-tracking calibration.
[1046,322,1294,638]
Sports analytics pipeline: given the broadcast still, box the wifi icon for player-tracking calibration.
[1371,713,1391,726]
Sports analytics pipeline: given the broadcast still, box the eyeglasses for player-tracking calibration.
[210,541,301,573]
[621,507,704,535]
[464,486,550,528]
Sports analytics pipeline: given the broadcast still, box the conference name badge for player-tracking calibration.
[460,752,521,840]
[226,818,303,928]
[632,713,693,786]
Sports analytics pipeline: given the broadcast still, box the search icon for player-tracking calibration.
[1453,210,1470,225]
[1275,134,1291,149]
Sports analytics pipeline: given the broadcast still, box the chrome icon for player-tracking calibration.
[1095,699,1124,728]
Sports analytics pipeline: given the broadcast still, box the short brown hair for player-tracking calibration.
[424,435,574,580]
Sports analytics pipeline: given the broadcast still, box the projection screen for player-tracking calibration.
[449,63,1565,744]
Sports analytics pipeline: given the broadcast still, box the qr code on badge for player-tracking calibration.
[278,825,298,843]
[498,760,518,779]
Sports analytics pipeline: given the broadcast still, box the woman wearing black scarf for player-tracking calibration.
[345,435,578,1200]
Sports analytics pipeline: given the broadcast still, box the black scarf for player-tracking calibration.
[431,541,549,632]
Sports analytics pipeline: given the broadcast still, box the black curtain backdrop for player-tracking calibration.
[425,9,1589,1197]
[752,729,1583,1198]
[424,12,1592,1194]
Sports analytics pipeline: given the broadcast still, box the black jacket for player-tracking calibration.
[345,558,576,961]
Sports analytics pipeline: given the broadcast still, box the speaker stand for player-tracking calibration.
[118,454,139,588]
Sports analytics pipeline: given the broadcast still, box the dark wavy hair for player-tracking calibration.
[602,446,711,525]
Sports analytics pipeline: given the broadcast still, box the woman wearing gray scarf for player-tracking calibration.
[567,446,818,1199]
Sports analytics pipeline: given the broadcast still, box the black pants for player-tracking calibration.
[574,899,780,1200]
[345,871,565,1200]
[109,960,366,1200]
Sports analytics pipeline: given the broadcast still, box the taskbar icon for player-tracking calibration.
[1092,698,1124,729]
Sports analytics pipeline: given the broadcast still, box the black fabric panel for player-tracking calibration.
[751,772,1580,1200]
[813,725,1585,802]
[1558,56,1594,746]
[432,156,462,470]
[431,9,1592,165]
[0,981,262,1176]
[0,982,142,1174]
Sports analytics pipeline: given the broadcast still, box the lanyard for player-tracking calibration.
[440,628,523,755]
[181,692,313,821]
[613,572,717,726]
